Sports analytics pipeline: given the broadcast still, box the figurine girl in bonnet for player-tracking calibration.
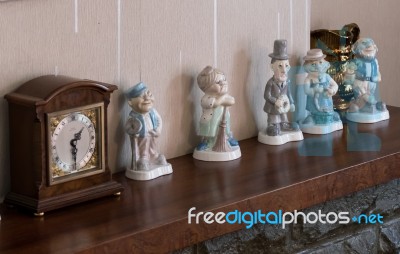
[193,66,241,161]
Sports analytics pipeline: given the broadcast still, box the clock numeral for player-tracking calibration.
[51,112,97,173]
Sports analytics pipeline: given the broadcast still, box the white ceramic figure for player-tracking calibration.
[193,66,241,161]
[258,39,303,145]
[345,38,389,123]
[125,82,172,180]
[300,49,343,134]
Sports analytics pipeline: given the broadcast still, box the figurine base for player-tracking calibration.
[346,110,389,123]
[300,121,343,135]
[193,147,241,161]
[125,164,173,181]
[257,130,304,145]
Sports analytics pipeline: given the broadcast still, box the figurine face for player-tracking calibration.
[356,38,377,59]
[305,59,330,74]
[205,73,228,96]
[271,60,290,82]
[128,89,154,114]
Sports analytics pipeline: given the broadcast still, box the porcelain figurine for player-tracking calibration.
[345,38,389,123]
[193,66,241,161]
[258,39,303,145]
[125,82,172,180]
[300,49,343,134]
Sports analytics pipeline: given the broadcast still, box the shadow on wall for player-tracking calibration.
[248,44,270,133]
[114,89,132,172]
[189,69,204,153]
[168,70,198,156]
[234,47,258,138]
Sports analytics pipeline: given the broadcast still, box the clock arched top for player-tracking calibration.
[5,75,118,107]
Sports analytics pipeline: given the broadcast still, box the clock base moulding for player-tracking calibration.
[4,181,123,215]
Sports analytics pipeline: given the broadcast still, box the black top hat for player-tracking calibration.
[269,39,289,60]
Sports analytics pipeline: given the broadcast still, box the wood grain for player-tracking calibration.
[1,107,400,254]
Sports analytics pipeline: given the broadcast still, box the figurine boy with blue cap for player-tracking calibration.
[125,82,167,171]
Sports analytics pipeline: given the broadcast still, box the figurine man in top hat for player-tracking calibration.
[125,82,169,174]
[262,39,300,138]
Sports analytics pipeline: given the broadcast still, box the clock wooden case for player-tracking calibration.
[5,75,123,215]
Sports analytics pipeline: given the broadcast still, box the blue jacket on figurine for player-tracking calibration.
[353,58,379,81]
[129,109,159,137]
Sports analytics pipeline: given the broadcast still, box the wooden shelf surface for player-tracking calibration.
[1,107,400,254]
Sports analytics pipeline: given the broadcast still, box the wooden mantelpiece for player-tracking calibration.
[1,107,400,254]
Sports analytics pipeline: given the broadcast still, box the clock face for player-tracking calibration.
[47,103,105,185]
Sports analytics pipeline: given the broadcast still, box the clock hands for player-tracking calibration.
[70,127,84,171]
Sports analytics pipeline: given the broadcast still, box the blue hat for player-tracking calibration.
[126,82,147,99]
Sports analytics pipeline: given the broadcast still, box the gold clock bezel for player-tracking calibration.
[46,102,106,186]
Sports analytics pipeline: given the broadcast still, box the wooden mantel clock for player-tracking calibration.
[4,75,123,215]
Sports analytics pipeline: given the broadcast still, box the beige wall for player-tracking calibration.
[0,0,310,201]
[311,0,400,107]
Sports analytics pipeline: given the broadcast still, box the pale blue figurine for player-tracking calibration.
[258,39,303,145]
[124,82,172,180]
[193,66,241,161]
[345,38,389,123]
[300,49,343,134]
